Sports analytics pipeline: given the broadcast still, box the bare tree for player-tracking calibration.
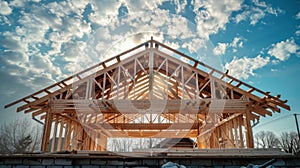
[0,118,41,154]
[108,138,134,152]
[254,131,280,148]
[107,138,162,152]
[278,132,300,155]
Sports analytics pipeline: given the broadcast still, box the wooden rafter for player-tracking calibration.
[5,37,290,152]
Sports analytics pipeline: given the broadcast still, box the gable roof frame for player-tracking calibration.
[5,38,290,116]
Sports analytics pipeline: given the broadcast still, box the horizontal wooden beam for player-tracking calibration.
[94,122,200,130]
[50,99,248,115]
[104,129,199,138]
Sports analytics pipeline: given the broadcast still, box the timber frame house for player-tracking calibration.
[5,37,290,152]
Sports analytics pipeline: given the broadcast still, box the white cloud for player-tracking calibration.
[17,12,57,43]
[0,0,12,15]
[0,50,28,66]
[182,38,206,53]
[47,1,89,18]
[213,43,228,56]
[249,8,265,25]
[234,0,283,25]
[124,0,165,13]
[164,41,180,49]
[0,15,11,25]
[212,37,244,55]
[29,54,61,76]
[0,48,62,90]
[231,37,239,48]
[88,0,165,28]
[253,0,282,16]
[234,10,249,23]
[296,29,300,36]
[150,10,170,27]
[238,41,243,48]
[0,31,27,53]
[63,41,87,62]
[88,0,120,26]
[268,39,300,61]
[296,13,300,36]
[271,69,278,72]
[9,0,25,8]
[92,0,119,14]
[0,1,92,91]
[174,0,187,13]
[252,0,267,7]
[0,0,278,96]
[225,55,270,80]
[296,12,300,19]
[230,37,243,48]
[166,14,195,39]
[235,7,265,25]
[193,0,243,39]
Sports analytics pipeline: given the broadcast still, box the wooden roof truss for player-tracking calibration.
[5,38,290,152]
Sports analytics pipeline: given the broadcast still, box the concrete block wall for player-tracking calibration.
[0,155,299,168]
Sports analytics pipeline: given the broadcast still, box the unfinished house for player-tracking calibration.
[5,38,290,152]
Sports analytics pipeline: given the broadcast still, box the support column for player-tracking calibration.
[41,107,53,152]
[238,115,244,148]
[89,131,97,151]
[233,118,239,148]
[99,134,107,151]
[197,137,205,149]
[83,129,91,150]
[244,110,254,148]
[197,132,208,149]
[71,123,78,151]
[50,114,58,152]
[63,119,71,150]
[149,39,154,100]
[56,117,64,151]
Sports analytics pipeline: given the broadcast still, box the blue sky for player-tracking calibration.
[0,0,299,136]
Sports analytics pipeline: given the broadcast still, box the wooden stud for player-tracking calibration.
[56,117,64,151]
[5,37,291,153]
[50,114,59,152]
[41,107,53,152]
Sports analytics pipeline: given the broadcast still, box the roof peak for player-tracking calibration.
[5,38,289,113]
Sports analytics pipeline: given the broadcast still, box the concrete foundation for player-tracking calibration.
[0,149,299,168]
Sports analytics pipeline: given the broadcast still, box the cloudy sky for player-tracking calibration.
[0,0,299,135]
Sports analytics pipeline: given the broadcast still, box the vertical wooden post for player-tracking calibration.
[238,115,244,148]
[50,114,58,152]
[63,120,71,150]
[197,136,206,149]
[229,121,234,148]
[90,131,96,151]
[244,110,254,148]
[102,73,106,99]
[233,118,238,148]
[56,117,64,151]
[96,134,101,151]
[209,133,214,148]
[41,107,53,152]
[99,134,107,151]
[71,123,78,150]
[84,129,91,150]
[149,39,154,100]
[181,66,185,99]
[210,77,216,99]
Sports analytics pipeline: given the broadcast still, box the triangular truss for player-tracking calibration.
[5,38,290,152]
